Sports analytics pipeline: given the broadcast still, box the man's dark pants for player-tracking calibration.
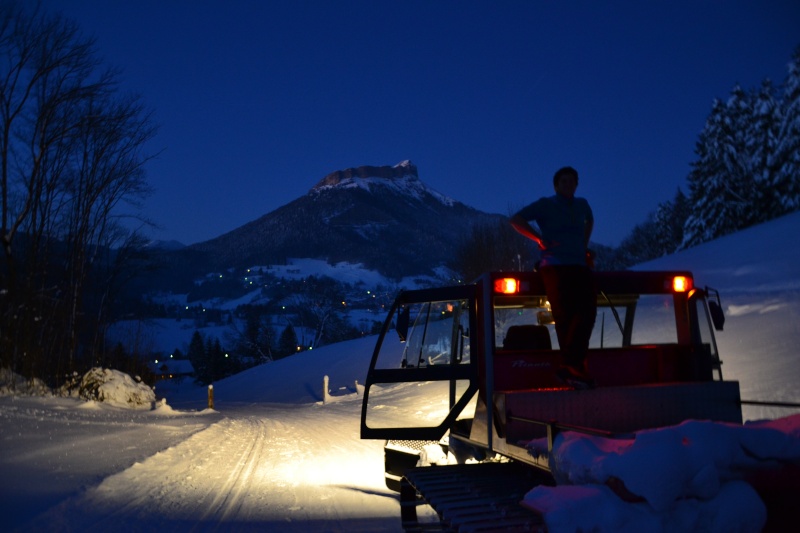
[539,265,597,371]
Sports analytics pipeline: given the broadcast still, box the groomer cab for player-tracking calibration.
[360,270,741,488]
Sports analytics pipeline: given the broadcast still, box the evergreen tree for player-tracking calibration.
[774,47,800,212]
[205,338,218,381]
[613,216,661,267]
[277,325,298,359]
[684,87,761,247]
[208,337,230,382]
[188,330,210,384]
[682,48,800,249]
[750,79,782,220]
[652,189,690,256]
[611,189,690,268]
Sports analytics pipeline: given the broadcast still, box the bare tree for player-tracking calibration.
[450,218,538,283]
[0,2,155,383]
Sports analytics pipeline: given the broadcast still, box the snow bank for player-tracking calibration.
[78,368,156,409]
[0,367,51,397]
[181,335,376,405]
[522,414,800,532]
[1,367,157,410]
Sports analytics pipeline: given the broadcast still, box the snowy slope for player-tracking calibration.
[636,211,800,421]
[636,210,800,293]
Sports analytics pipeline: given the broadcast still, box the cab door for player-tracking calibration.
[360,285,478,441]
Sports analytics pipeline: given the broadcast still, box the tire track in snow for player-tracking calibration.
[21,401,400,532]
[21,415,278,531]
[193,416,271,526]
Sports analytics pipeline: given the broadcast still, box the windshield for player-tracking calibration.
[494,293,681,350]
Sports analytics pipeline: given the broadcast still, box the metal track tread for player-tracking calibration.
[400,463,549,532]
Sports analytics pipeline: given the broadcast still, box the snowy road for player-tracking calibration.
[6,397,403,532]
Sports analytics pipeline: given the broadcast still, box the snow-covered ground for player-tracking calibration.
[2,211,800,532]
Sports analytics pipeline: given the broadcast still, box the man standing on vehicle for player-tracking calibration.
[509,166,597,389]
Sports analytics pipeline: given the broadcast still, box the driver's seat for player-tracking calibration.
[503,325,552,351]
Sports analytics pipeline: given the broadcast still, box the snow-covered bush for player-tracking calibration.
[57,372,82,398]
[78,368,156,409]
[0,367,52,397]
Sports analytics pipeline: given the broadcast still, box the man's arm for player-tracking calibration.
[510,213,545,250]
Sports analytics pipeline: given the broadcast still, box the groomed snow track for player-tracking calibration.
[399,462,551,532]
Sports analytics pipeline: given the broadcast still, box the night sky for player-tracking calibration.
[41,0,800,247]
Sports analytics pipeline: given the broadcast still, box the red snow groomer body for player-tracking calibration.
[361,270,749,530]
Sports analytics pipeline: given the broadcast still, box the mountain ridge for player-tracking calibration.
[177,161,504,278]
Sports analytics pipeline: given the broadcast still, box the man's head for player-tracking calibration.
[553,166,578,198]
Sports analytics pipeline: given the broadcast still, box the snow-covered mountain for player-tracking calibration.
[180,161,504,278]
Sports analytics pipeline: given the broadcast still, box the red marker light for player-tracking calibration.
[495,278,519,294]
[672,276,692,292]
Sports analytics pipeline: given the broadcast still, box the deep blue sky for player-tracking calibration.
[42,1,800,247]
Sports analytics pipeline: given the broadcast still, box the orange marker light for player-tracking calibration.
[672,276,692,292]
[495,278,519,294]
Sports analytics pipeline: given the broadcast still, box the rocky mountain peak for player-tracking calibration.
[311,160,418,192]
